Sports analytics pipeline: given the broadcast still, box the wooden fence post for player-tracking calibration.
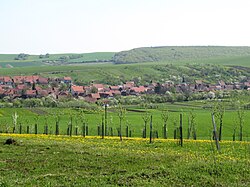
[180,114,183,147]
[149,115,153,144]
[212,113,220,151]
[35,124,38,135]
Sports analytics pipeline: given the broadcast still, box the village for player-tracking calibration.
[0,75,249,103]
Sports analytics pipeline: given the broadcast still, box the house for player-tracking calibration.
[57,91,70,99]
[243,81,250,89]
[2,76,13,85]
[99,92,113,98]
[25,90,37,98]
[4,89,15,97]
[37,90,49,98]
[38,77,49,84]
[130,86,147,94]
[225,84,234,90]
[92,84,105,92]
[35,86,42,91]
[195,80,204,90]
[13,76,24,84]
[0,76,12,85]
[90,93,100,100]
[218,80,226,89]
[71,85,85,96]
[109,86,121,91]
[63,77,72,84]
[123,81,135,89]
[110,90,121,96]
[16,84,28,90]
[23,76,37,85]
[85,93,100,103]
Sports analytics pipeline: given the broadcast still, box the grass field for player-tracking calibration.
[0,101,249,140]
[0,134,249,186]
[0,52,115,68]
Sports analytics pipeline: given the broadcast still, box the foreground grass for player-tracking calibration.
[0,134,249,187]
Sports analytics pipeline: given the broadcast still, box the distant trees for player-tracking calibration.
[14,53,29,60]
[39,53,50,59]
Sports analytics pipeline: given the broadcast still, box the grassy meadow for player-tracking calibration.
[0,134,249,186]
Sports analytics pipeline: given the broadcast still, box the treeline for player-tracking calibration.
[14,53,29,60]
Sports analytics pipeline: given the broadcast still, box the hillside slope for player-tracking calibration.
[0,52,115,68]
[113,46,250,64]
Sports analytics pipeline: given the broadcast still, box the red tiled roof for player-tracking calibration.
[38,77,48,84]
[90,93,100,99]
[71,85,84,93]
[130,86,146,93]
[124,81,135,89]
[3,76,13,83]
[37,90,48,97]
[110,86,120,90]
[16,84,27,90]
[110,90,121,95]
[92,84,104,89]
[35,86,42,91]
[26,90,37,95]
[64,77,72,81]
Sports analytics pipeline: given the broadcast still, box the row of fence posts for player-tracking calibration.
[7,113,185,145]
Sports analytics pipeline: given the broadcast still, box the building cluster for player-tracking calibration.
[0,75,249,103]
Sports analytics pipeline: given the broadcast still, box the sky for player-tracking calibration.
[1,0,250,54]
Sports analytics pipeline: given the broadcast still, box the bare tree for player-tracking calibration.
[141,108,150,138]
[213,102,225,141]
[12,112,18,133]
[161,109,169,139]
[117,104,126,141]
[187,110,197,140]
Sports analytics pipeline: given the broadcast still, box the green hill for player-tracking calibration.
[0,46,249,85]
[113,46,250,64]
[0,52,115,68]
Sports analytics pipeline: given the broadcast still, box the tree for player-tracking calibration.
[117,104,126,141]
[154,83,162,94]
[90,86,98,93]
[215,102,225,141]
[161,109,169,139]
[141,107,150,138]
[187,110,196,140]
[12,112,18,133]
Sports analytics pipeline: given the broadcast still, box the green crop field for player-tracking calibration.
[0,134,249,186]
[0,101,249,141]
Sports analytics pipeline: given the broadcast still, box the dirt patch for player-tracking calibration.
[126,109,146,113]
[28,108,48,115]
[229,65,250,72]
[4,138,17,145]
